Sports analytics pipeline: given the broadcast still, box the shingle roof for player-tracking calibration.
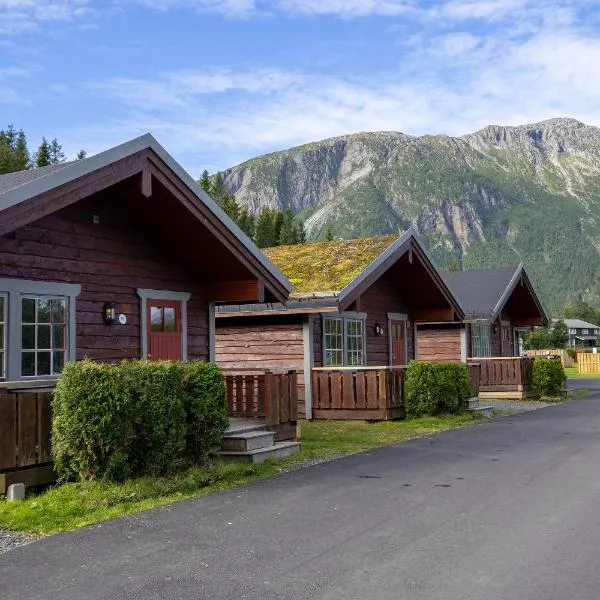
[263,235,397,294]
[0,162,75,195]
[442,267,519,319]
[559,318,600,329]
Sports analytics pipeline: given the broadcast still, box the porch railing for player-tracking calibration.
[0,382,57,494]
[311,366,406,420]
[222,369,298,441]
[472,357,535,391]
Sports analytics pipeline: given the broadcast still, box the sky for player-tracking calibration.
[1,0,600,176]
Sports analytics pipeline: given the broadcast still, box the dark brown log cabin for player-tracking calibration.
[215,231,464,418]
[0,134,290,381]
[416,265,547,361]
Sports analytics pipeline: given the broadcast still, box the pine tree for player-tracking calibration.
[238,207,256,240]
[255,207,278,248]
[199,169,211,193]
[14,130,29,170]
[278,208,297,245]
[325,226,334,241]
[48,138,65,164]
[35,138,51,167]
[297,221,307,243]
[76,149,87,160]
[0,125,29,173]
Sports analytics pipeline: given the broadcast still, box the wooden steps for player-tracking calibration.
[220,422,300,463]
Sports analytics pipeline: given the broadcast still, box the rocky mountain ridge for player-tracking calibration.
[220,118,600,312]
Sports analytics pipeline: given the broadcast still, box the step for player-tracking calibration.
[221,430,276,452]
[226,422,269,436]
[468,405,494,418]
[219,442,301,464]
[464,397,480,409]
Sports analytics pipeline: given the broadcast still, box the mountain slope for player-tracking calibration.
[221,118,600,313]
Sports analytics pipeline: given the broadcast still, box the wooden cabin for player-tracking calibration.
[215,231,464,418]
[416,265,547,360]
[0,134,290,379]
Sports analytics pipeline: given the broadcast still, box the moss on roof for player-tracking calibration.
[263,235,398,293]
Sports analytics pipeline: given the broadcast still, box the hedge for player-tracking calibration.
[532,358,566,397]
[52,359,228,482]
[404,361,471,418]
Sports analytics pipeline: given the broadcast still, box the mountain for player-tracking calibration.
[220,118,600,314]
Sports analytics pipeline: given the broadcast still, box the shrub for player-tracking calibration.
[566,348,577,361]
[52,359,228,482]
[532,358,566,397]
[404,361,471,418]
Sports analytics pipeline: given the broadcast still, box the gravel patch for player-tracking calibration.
[0,530,39,555]
[490,399,558,414]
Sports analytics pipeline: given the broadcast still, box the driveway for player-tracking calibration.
[567,375,600,392]
[3,395,600,600]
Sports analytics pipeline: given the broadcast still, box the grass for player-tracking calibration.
[0,414,479,535]
[565,366,600,378]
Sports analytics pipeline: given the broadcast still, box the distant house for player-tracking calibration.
[439,265,548,357]
[215,231,464,418]
[560,319,600,348]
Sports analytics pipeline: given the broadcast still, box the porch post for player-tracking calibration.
[303,316,314,419]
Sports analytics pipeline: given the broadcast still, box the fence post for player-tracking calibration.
[264,371,279,426]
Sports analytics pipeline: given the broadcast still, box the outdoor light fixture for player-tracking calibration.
[374,322,384,337]
[103,302,116,325]
[493,324,499,334]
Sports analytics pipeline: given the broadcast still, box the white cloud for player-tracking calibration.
[0,0,95,34]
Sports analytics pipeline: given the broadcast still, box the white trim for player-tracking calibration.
[303,316,314,419]
[322,312,367,367]
[513,326,531,357]
[0,278,81,381]
[460,328,467,362]
[387,312,408,366]
[136,289,191,360]
[208,302,216,362]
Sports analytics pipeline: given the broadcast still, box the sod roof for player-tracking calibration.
[262,235,398,294]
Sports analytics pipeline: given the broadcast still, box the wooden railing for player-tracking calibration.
[223,369,298,441]
[467,362,481,398]
[472,357,535,391]
[0,382,57,494]
[311,367,405,420]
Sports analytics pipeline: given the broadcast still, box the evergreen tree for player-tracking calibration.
[0,125,29,173]
[297,220,307,243]
[255,207,279,248]
[325,226,334,242]
[76,149,87,160]
[550,320,570,348]
[278,208,297,245]
[238,207,256,240]
[48,138,65,164]
[564,300,600,326]
[35,138,51,167]
[14,131,29,170]
[199,169,211,193]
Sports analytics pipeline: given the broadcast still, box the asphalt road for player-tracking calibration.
[3,393,600,600]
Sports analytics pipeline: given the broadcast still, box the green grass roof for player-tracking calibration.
[263,235,398,293]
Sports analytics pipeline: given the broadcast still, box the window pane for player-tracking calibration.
[0,324,3,349]
[36,299,51,323]
[0,296,4,320]
[52,325,65,350]
[150,306,163,332]
[22,325,35,350]
[163,307,176,332]
[37,352,51,375]
[21,352,35,377]
[37,325,51,349]
[51,299,66,323]
[22,298,35,323]
[53,351,65,375]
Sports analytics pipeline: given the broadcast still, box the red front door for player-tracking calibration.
[391,319,406,366]
[147,300,182,360]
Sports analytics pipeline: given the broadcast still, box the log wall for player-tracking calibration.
[416,326,462,361]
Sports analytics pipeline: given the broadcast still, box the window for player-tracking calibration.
[569,328,576,334]
[323,316,365,366]
[582,328,589,335]
[21,297,67,377]
[471,323,491,357]
[0,295,5,379]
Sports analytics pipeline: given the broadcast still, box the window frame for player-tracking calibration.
[322,313,367,367]
[0,279,80,381]
[0,293,6,380]
[470,322,491,358]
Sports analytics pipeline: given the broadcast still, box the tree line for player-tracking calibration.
[0,124,86,174]
[199,171,306,248]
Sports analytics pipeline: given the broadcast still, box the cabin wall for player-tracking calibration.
[215,316,307,416]
[0,194,209,363]
[416,326,462,361]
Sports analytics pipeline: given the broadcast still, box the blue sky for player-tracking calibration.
[1,0,599,176]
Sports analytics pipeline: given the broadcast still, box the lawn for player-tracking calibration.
[565,366,600,378]
[0,414,479,535]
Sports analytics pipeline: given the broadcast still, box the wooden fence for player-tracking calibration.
[467,362,480,398]
[311,367,405,420]
[223,369,298,441]
[474,357,535,395]
[526,349,574,367]
[0,384,56,494]
[577,353,600,374]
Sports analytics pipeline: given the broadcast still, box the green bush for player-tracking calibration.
[532,358,566,397]
[566,348,577,361]
[52,359,228,482]
[404,361,471,418]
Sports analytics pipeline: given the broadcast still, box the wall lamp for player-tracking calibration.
[374,322,385,337]
[103,302,116,325]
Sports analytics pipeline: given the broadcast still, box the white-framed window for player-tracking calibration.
[323,315,365,366]
[569,328,576,334]
[21,296,67,377]
[0,294,6,380]
[471,323,491,357]
[582,328,589,335]
[0,279,80,381]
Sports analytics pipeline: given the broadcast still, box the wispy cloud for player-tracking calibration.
[0,0,96,34]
